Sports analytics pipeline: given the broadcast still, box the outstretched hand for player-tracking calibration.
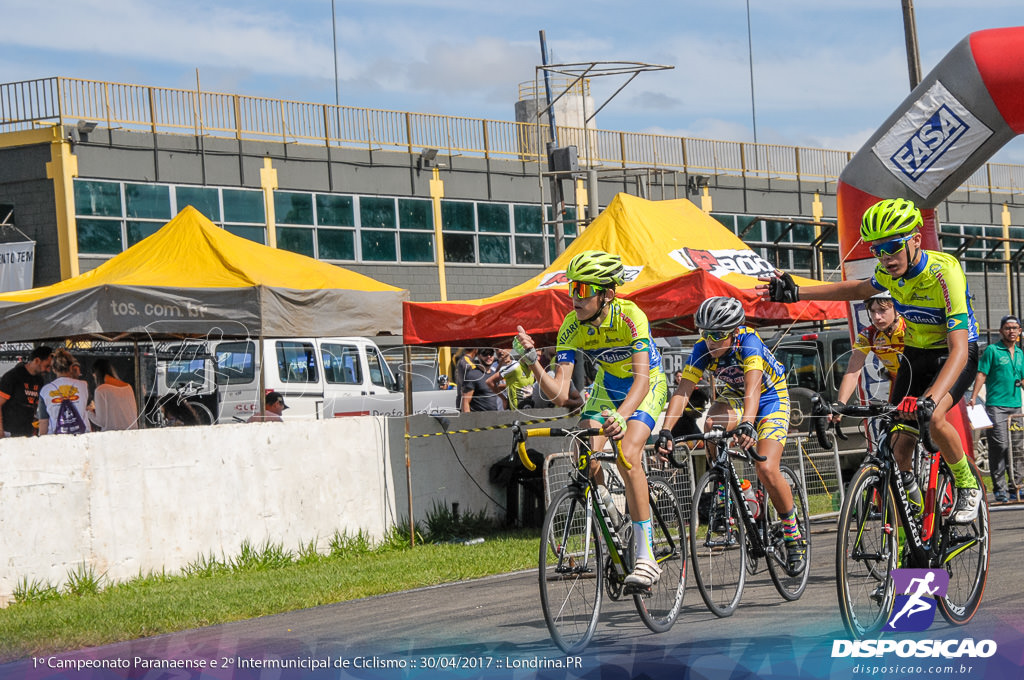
[756,268,800,303]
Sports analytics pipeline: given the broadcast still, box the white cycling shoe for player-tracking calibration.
[951,487,982,524]
[624,558,661,589]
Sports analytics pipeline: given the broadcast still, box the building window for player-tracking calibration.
[175,186,220,221]
[316,194,354,226]
[278,227,315,257]
[318,228,355,261]
[74,180,121,217]
[125,183,171,220]
[77,218,123,255]
[276,192,314,225]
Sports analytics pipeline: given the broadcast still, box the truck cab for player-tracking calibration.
[213,337,455,422]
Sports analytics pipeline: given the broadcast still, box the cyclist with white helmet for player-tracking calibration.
[758,197,982,524]
[656,296,806,575]
[515,250,668,589]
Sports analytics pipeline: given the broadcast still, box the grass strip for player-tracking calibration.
[0,530,539,663]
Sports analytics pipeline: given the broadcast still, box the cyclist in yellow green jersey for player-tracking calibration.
[759,198,981,524]
[515,250,668,588]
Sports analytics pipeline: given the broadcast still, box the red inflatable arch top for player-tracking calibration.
[838,26,1024,262]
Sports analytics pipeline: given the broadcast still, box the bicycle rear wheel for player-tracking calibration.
[836,464,898,638]
[766,465,811,600]
[689,470,747,617]
[936,460,989,625]
[539,486,604,654]
[633,479,687,632]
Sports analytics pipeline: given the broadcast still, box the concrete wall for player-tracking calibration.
[0,418,395,602]
[0,409,579,603]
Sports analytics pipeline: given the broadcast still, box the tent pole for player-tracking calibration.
[403,345,415,548]
[257,333,266,418]
[133,338,143,426]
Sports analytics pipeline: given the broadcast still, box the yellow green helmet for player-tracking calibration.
[566,250,625,287]
[860,198,922,242]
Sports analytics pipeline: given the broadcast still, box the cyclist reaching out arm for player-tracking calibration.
[757,198,982,524]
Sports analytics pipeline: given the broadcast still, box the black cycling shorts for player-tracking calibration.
[889,342,979,406]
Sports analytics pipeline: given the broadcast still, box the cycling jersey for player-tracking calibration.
[870,250,979,350]
[556,298,665,429]
[854,315,907,380]
[681,326,789,443]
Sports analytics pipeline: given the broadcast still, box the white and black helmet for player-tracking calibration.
[694,296,745,332]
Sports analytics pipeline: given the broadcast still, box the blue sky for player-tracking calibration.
[3,0,1023,161]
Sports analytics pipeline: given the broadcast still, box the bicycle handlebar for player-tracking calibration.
[513,424,630,471]
[810,393,939,454]
[671,426,768,463]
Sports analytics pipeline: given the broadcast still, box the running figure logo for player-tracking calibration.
[885,569,949,632]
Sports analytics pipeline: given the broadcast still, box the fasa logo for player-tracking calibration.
[890,105,967,181]
[885,568,949,632]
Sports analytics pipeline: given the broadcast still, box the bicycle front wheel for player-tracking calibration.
[836,464,898,638]
[936,460,989,626]
[538,486,604,654]
[633,479,687,633]
[766,465,811,600]
[689,470,747,617]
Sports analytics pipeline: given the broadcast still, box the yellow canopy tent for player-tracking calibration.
[403,193,845,345]
[0,206,407,341]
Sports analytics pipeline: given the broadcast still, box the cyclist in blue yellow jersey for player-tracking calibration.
[656,296,806,575]
[759,198,982,524]
[515,250,668,588]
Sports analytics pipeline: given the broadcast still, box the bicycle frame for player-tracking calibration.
[818,398,984,570]
[705,438,780,568]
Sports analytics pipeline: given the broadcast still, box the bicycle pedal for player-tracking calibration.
[622,583,652,596]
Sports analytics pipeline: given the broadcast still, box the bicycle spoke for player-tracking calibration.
[539,488,603,653]
[766,466,811,600]
[690,471,746,617]
[634,480,687,632]
[936,464,990,625]
[837,465,896,637]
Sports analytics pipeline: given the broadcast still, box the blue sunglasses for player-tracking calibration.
[869,234,914,258]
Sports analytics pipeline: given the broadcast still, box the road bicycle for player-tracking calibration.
[675,425,811,617]
[811,395,990,638]
[512,423,687,653]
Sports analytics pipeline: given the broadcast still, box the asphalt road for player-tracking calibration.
[6,507,1024,680]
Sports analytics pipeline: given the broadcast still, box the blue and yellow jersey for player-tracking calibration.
[870,250,978,350]
[556,298,663,402]
[681,326,788,414]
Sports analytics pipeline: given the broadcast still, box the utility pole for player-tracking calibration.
[901,0,923,89]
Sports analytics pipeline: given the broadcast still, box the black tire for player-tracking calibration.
[538,487,604,653]
[766,465,811,600]
[189,401,215,425]
[936,460,990,626]
[836,464,898,637]
[633,479,687,632]
[689,470,747,617]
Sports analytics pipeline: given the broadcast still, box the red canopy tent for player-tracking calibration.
[403,194,846,346]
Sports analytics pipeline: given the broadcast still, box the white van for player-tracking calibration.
[212,337,455,422]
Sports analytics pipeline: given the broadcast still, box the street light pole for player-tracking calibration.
[901,0,923,89]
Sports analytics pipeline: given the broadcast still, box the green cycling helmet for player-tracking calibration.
[860,198,922,242]
[566,250,625,287]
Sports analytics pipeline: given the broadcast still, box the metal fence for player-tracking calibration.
[541,433,843,524]
[4,76,1024,192]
